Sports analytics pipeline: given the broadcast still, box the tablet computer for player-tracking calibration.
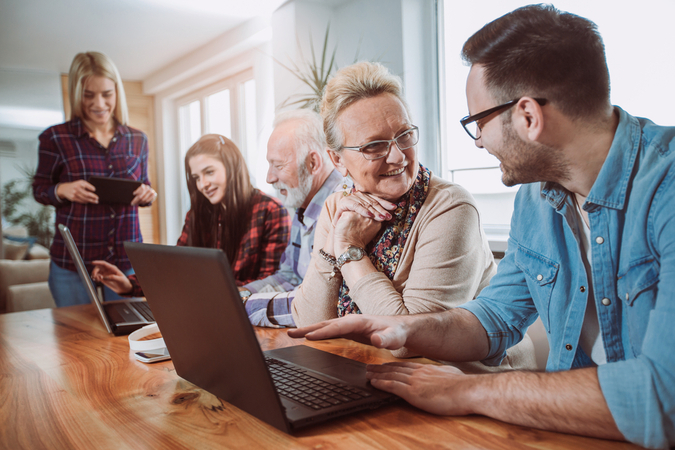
[88,176,143,205]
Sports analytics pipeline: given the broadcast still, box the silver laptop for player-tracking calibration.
[58,224,155,335]
[124,242,398,433]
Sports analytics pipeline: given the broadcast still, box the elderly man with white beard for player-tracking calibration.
[241,109,345,327]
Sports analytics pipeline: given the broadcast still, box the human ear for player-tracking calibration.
[513,97,545,142]
[328,150,348,177]
[307,151,321,174]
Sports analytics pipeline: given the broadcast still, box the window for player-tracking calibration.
[176,69,257,216]
[440,0,675,245]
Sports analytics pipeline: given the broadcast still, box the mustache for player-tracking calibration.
[273,182,289,193]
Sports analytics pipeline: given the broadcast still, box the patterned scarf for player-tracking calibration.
[337,164,431,316]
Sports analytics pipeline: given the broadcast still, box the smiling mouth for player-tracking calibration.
[382,167,405,177]
[204,188,217,197]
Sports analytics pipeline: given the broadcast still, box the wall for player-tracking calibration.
[272,0,440,170]
[146,17,275,244]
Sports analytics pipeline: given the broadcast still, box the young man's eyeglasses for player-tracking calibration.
[460,98,547,140]
[341,126,419,160]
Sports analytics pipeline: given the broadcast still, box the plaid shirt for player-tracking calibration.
[33,118,151,273]
[127,189,290,296]
[244,169,345,327]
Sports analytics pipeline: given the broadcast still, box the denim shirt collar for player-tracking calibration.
[540,106,640,211]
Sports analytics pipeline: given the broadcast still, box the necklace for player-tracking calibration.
[573,194,590,228]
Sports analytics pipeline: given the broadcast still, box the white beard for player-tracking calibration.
[273,163,313,209]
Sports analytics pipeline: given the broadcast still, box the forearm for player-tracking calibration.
[400,308,489,362]
[465,367,623,440]
[291,257,341,326]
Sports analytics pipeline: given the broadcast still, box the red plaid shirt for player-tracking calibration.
[127,189,290,296]
[33,118,151,273]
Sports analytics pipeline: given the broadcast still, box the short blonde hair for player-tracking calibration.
[68,52,129,125]
[320,61,409,152]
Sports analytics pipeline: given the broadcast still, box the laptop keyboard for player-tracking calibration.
[132,301,155,322]
[266,357,372,410]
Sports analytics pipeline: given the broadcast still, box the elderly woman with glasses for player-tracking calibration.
[290,62,534,369]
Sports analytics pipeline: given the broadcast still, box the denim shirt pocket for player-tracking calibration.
[616,257,659,355]
[514,245,559,330]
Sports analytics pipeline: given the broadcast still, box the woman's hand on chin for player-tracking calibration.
[332,211,381,255]
[333,191,396,226]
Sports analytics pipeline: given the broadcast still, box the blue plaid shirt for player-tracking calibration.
[244,169,344,327]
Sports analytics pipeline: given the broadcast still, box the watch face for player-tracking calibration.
[348,247,365,259]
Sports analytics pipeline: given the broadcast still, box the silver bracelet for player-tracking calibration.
[319,248,337,265]
[318,249,341,279]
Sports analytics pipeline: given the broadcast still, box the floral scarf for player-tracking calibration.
[337,163,431,316]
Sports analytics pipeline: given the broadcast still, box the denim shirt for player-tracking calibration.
[460,107,675,449]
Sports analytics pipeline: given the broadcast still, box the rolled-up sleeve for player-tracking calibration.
[458,236,538,366]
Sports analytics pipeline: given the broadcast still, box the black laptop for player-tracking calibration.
[124,242,398,433]
[58,224,155,335]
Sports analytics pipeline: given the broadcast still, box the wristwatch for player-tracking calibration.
[336,246,366,270]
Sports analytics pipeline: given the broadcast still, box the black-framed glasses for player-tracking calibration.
[460,98,547,140]
[341,126,419,160]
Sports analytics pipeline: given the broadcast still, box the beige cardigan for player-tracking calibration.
[292,175,536,372]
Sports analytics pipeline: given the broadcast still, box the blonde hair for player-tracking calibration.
[68,52,129,125]
[320,61,409,152]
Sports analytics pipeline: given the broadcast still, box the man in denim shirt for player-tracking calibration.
[289,5,674,448]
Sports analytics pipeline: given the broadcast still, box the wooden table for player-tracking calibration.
[0,305,641,450]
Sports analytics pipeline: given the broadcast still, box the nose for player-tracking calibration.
[474,136,484,149]
[198,176,210,191]
[266,166,277,185]
[385,141,406,164]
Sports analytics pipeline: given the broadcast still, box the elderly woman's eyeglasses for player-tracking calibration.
[460,98,547,140]
[341,126,419,160]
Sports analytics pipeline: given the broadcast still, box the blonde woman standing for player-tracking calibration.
[33,51,156,307]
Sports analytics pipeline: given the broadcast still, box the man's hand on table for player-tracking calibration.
[287,314,408,350]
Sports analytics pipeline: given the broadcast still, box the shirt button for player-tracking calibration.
[110,213,115,218]
[112,137,117,142]
[108,164,113,169]
[602,298,611,306]
[536,274,543,281]
[595,236,604,244]
[580,286,586,293]
[565,344,573,351]
[625,293,629,301]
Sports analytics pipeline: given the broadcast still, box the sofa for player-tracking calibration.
[1,225,55,313]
